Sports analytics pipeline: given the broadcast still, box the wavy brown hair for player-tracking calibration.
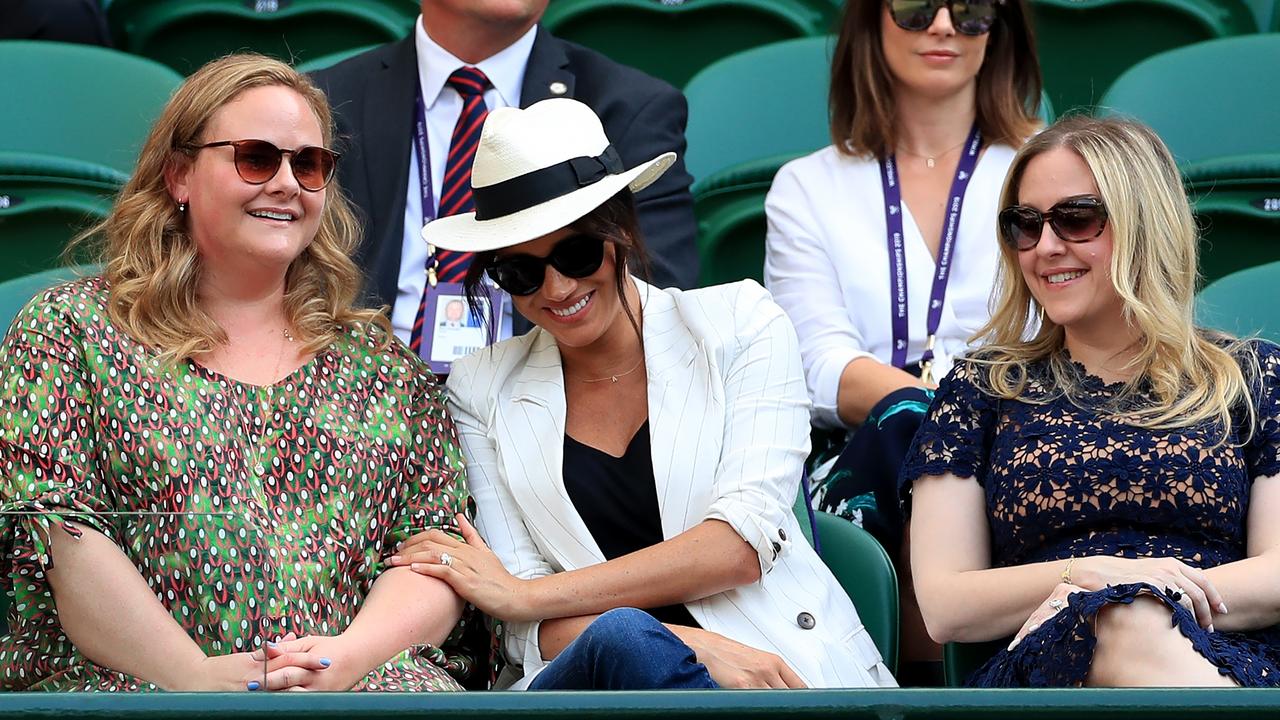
[830,0,1042,157]
[69,53,388,363]
[973,116,1256,442]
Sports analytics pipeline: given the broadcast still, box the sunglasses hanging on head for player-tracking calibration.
[885,0,1001,36]
[486,234,607,296]
[183,139,340,192]
[998,195,1109,250]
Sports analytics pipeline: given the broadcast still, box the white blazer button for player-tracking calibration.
[797,612,816,629]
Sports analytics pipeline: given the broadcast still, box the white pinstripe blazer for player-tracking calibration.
[445,279,896,689]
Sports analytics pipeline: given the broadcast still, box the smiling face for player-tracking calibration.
[1014,147,1124,336]
[501,227,633,350]
[880,4,989,99]
[168,84,326,276]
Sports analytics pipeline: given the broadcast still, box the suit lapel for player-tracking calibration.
[362,35,418,308]
[520,27,576,107]
[502,330,605,569]
[637,283,724,539]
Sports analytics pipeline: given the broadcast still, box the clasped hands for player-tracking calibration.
[389,513,533,622]
[167,632,355,692]
[1009,556,1229,650]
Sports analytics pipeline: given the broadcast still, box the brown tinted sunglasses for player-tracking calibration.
[183,139,339,192]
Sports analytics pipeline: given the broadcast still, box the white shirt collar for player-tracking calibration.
[414,14,536,110]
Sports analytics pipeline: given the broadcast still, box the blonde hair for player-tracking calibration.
[69,53,388,363]
[973,115,1255,440]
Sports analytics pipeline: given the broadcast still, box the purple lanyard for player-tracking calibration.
[879,123,982,370]
[413,87,440,281]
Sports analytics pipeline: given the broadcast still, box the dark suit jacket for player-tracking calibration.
[312,27,699,316]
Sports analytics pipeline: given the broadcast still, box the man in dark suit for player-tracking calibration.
[312,0,698,342]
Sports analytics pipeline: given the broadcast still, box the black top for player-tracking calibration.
[562,420,700,629]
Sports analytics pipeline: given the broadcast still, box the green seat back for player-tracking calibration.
[1196,259,1280,344]
[943,638,1009,687]
[540,0,832,89]
[107,0,413,75]
[1182,154,1280,284]
[1099,35,1280,167]
[809,511,899,673]
[0,41,182,175]
[693,153,797,287]
[0,265,98,336]
[685,36,836,186]
[1033,0,1256,114]
[0,153,125,282]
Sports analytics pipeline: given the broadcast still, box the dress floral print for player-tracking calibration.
[0,277,469,691]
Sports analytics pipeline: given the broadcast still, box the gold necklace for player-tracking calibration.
[579,357,644,384]
[897,137,969,169]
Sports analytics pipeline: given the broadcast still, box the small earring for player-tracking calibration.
[177,201,187,213]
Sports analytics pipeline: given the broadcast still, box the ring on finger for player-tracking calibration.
[440,552,453,567]
[1163,585,1184,604]
[1048,598,1064,610]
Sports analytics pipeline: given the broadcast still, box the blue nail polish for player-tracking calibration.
[247,681,261,691]
[320,657,332,667]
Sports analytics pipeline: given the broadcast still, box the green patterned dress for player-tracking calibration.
[0,276,470,691]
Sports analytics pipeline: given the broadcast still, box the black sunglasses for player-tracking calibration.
[886,0,1001,35]
[487,234,607,296]
[183,139,339,192]
[999,195,1109,251]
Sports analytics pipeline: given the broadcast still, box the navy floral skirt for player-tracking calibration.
[810,386,933,558]
[970,583,1280,687]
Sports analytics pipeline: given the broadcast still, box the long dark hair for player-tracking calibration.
[829,0,1042,157]
[462,188,651,342]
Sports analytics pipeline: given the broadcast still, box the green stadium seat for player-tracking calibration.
[1196,259,1280,344]
[1031,0,1256,114]
[1099,35,1280,167]
[693,153,797,286]
[540,0,834,89]
[1183,154,1280,283]
[810,511,899,673]
[0,40,182,175]
[684,36,836,186]
[0,265,99,336]
[295,43,381,74]
[0,153,123,282]
[106,0,414,75]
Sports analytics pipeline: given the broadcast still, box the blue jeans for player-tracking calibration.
[529,608,719,690]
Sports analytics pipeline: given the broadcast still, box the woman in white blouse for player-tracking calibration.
[764,0,1041,683]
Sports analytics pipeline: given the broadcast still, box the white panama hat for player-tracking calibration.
[421,97,676,252]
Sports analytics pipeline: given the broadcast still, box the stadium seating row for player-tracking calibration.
[2,33,1277,286]
[88,0,1280,112]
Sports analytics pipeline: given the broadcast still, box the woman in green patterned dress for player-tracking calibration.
[0,55,470,692]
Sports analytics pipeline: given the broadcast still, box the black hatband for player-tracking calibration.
[472,145,624,221]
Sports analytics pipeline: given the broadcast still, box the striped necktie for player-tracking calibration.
[410,65,491,354]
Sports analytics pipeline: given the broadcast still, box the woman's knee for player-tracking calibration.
[1095,594,1177,646]
[583,608,665,647]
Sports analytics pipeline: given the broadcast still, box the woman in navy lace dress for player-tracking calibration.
[901,116,1280,687]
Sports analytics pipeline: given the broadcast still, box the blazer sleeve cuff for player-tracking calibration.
[811,346,876,429]
[504,617,547,681]
[704,500,792,577]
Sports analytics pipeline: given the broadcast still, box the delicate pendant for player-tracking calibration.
[610,375,619,383]
[926,157,936,169]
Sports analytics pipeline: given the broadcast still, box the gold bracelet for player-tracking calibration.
[1061,557,1075,585]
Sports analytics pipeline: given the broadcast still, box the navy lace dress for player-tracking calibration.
[900,341,1280,687]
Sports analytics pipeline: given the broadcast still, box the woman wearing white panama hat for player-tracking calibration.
[389,98,896,690]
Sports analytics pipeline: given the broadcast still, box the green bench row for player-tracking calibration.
[0,688,1276,718]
